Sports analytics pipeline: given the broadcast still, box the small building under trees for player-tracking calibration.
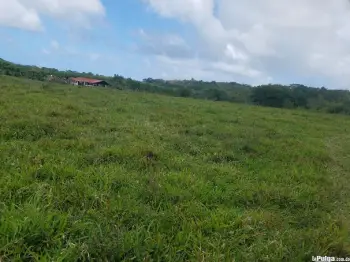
[70,77,109,87]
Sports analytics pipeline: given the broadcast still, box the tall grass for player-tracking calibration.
[0,76,350,261]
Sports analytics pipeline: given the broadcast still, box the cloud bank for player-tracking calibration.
[143,0,350,87]
[0,0,105,31]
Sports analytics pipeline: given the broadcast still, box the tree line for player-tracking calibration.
[1,58,350,115]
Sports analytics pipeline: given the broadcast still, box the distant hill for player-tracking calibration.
[1,57,350,115]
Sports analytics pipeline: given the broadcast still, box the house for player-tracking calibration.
[70,77,109,87]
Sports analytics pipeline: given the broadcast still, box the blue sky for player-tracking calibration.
[1,0,350,88]
[0,0,182,79]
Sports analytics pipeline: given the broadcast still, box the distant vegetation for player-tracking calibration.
[1,58,350,115]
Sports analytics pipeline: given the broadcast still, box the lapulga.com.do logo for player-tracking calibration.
[312,256,350,262]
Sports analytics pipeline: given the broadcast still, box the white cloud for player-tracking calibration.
[42,48,50,55]
[143,0,350,88]
[141,55,270,84]
[50,40,60,50]
[0,1,42,31]
[135,30,193,59]
[41,40,60,55]
[89,53,101,61]
[41,39,107,66]
[0,0,105,31]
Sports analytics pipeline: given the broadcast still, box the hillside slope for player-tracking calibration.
[1,76,350,261]
[2,58,350,116]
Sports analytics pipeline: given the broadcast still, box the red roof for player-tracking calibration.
[71,77,105,84]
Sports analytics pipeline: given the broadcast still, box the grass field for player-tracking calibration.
[1,76,350,261]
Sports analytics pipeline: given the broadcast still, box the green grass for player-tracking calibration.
[1,76,350,261]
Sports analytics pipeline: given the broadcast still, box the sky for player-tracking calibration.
[1,0,350,89]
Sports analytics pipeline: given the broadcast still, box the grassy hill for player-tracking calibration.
[3,57,350,116]
[1,76,350,261]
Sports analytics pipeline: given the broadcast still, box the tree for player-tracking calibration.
[177,88,192,97]
[251,85,292,108]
